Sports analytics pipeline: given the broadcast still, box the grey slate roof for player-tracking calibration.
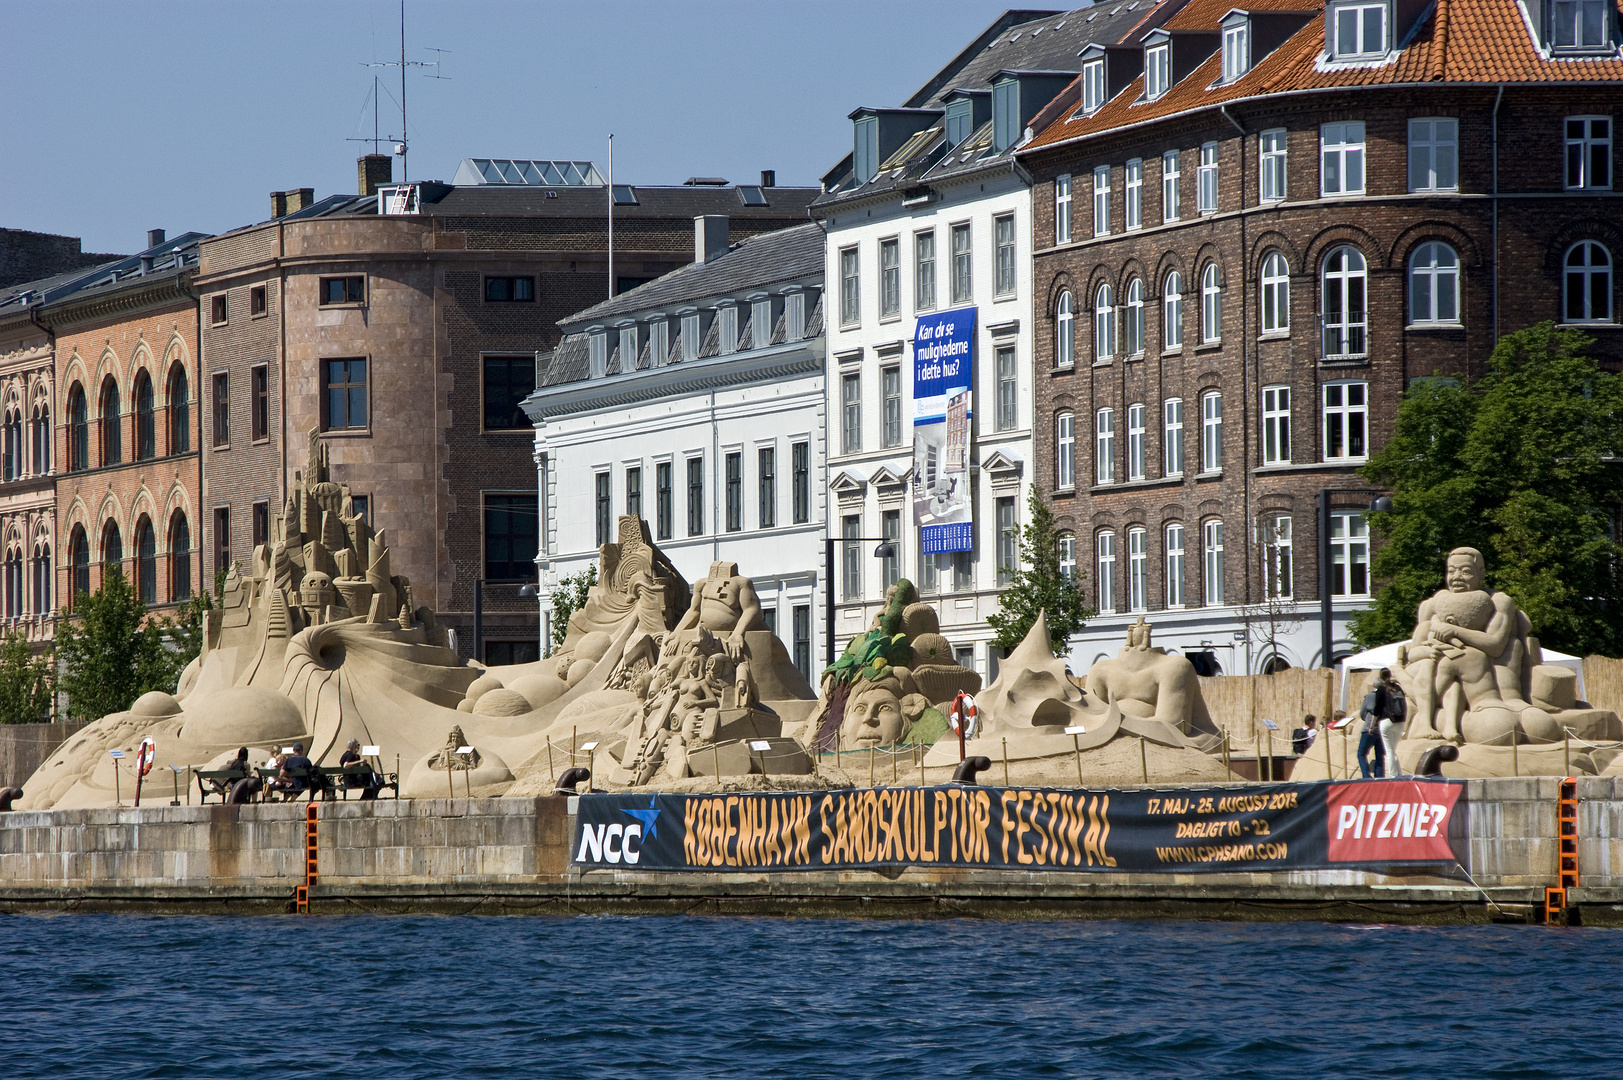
[815,2,1178,208]
[559,222,824,330]
[0,232,208,317]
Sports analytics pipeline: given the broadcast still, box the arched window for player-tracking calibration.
[67,384,88,473]
[134,516,156,603]
[169,511,192,602]
[1096,530,1117,613]
[1127,526,1148,612]
[1163,271,1183,348]
[1095,406,1116,484]
[100,377,122,466]
[1261,251,1290,333]
[30,401,49,475]
[1094,283,1116,359]
[1055,411,1075,489]
[1123,277,1145,355]
[1,409,20,482]
[1321,246,1367,358]
[1055,290,1075,367]
[134,371,155,461]
[68,525,90,606]
[1409,242,1460,324]
[101,519,123,582]
[3,547,21,619]
[1057,533,1077,580]
[1564,241,1612,323]
[1200,390,1223,472]
[1200,263,1222,343]
[31,539,50,616]
[167,363,190,454]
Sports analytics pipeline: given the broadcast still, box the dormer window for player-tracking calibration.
[1553,0,1611,49]
[1145,44,1170,100]
[1082,59,1106,113]
[618,325,640,367]
[993,79,1019,152]
[588,331,608,379]
[1222,23,1250,81]
[854,115,879,183]
[1330,2,1388,60]
[945,99,974,147]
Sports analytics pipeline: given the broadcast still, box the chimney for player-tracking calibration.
[270,188,316,219]
[694,215,729,264]
[358,154,393,197]
[146,228,166,248]
[760,170,775,188]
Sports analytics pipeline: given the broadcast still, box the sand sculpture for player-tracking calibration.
[18,449,822,807]
[924,613,1233,785]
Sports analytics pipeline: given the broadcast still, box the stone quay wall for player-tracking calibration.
[1,779,1619,925]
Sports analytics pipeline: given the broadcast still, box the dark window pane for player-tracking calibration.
[483,356,535,430]
[484,494,538,579]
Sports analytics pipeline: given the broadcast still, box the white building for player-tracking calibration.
[524,220,825,680]
[811,6,1170,680]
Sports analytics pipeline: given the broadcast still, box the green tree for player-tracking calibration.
[547,564,597,653]
[987,489,1093,655]
[1351,322,1623,655]
[56,571,187,721]
[0,631,54,724]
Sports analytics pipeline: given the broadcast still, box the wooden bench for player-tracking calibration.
[256,766,333,802]
[195,768,253,804]
[325,762,401,800]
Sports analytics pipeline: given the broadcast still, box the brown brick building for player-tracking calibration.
[1018,0,1623,672]
[194,160,815,661]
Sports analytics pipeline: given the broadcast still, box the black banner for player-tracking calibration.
[572,779,1468,874]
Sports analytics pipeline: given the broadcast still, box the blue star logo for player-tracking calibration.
[620,797,661,842]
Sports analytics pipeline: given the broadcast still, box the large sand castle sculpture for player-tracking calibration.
[18,448,823,810]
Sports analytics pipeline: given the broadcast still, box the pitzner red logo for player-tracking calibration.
[1326,781,1462,863]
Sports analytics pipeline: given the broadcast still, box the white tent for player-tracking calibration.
[1338,641,1587,712]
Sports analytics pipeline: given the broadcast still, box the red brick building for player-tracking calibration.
[1019,0,1623,672]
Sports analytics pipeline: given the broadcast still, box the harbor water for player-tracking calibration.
[0,914,1611,1078]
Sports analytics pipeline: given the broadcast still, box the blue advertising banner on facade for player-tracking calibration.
[913,308,975,554]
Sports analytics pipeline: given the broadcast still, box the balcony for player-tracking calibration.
[1321,312,1367,361]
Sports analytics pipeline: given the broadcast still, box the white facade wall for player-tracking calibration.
[531,341,825,680]
[821,171,1034,681]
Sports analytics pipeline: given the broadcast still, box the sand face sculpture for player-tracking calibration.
[924,613,1233,785]
[19,453,817,807]
[1385,547,1621,777]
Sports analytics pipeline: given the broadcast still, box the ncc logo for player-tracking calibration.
[575,798,661,865]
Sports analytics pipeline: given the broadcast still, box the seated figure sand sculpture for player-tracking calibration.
[670,561,764,658]
[1086,616,1218,741]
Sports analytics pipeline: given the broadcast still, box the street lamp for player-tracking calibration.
[1317,487,1388,668]
[823,535,898,671]
[472,578,540,664]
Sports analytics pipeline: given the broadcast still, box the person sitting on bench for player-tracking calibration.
[273,742,315,799]
[337,739,383,800]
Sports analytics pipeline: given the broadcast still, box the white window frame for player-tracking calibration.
[1322,246,1368,358]
[1125,158,1143,230]
[1095,407,1115,485]
[839,246,860,327]
[1056,290,1075,367]
[1127,526,1148,613]
[1059,533,1077,580]
[1165,523,1185,608]
[994,213,1017,298]
[1222,23,1250,81]
[1322,380,1369,462]
[1097,530,1118,613]
[1082,60,1106,113]
[879,236,900,319]
[1329,511,1370,598]
[1127,402,1147,481]
[1261,251,1291,333]
[1095,283,1116,360]
[1162,150,1181,222]
[841,371,862,454]
[1202,519,1225,606]
[1564,240,1613,323]
[951,222,973,304]
[1163,271,1183,349]
[1331,2,1388,59]
[915,230,937,311]
[1093,165,1111,237]
[1321,121,1366,197]
[1163,397,1184,477]
[1409,242,1460,325]
[1145,44,1170,100]
[1260,128,1287,202]
[1055,175,1072,243]
[1200,390,1222,473]
[1262,513,1293,600]
[1552,0,1612,49]
[1200,262,1221,343]
[1197,141,1219,214]
[1565,116,1612,191]
[1262,384,1291,465]
[1056,411,1076,489]
[1408,118,1459,193]
[1124,277,1145,355]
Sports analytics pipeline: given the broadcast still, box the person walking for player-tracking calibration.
[1357,686,1385,778]
[1375,668,1408,779]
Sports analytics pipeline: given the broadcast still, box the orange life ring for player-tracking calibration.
[949,692,978,738]
[136,737,157,777]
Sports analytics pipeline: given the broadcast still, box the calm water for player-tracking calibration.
[0,914,1612,1079]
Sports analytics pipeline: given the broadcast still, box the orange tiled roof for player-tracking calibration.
[1024,0,1623,154]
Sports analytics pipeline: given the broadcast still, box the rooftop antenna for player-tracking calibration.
[362,0,448,182]
[345,76,384,155]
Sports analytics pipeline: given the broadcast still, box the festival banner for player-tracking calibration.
[572,779,1468,874]
[912,308,975,555]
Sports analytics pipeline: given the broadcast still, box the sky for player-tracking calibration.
[1,0,1035,255]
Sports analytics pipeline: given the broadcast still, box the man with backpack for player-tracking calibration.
[1374,668,1408,779]
[1357,686,1385,778]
